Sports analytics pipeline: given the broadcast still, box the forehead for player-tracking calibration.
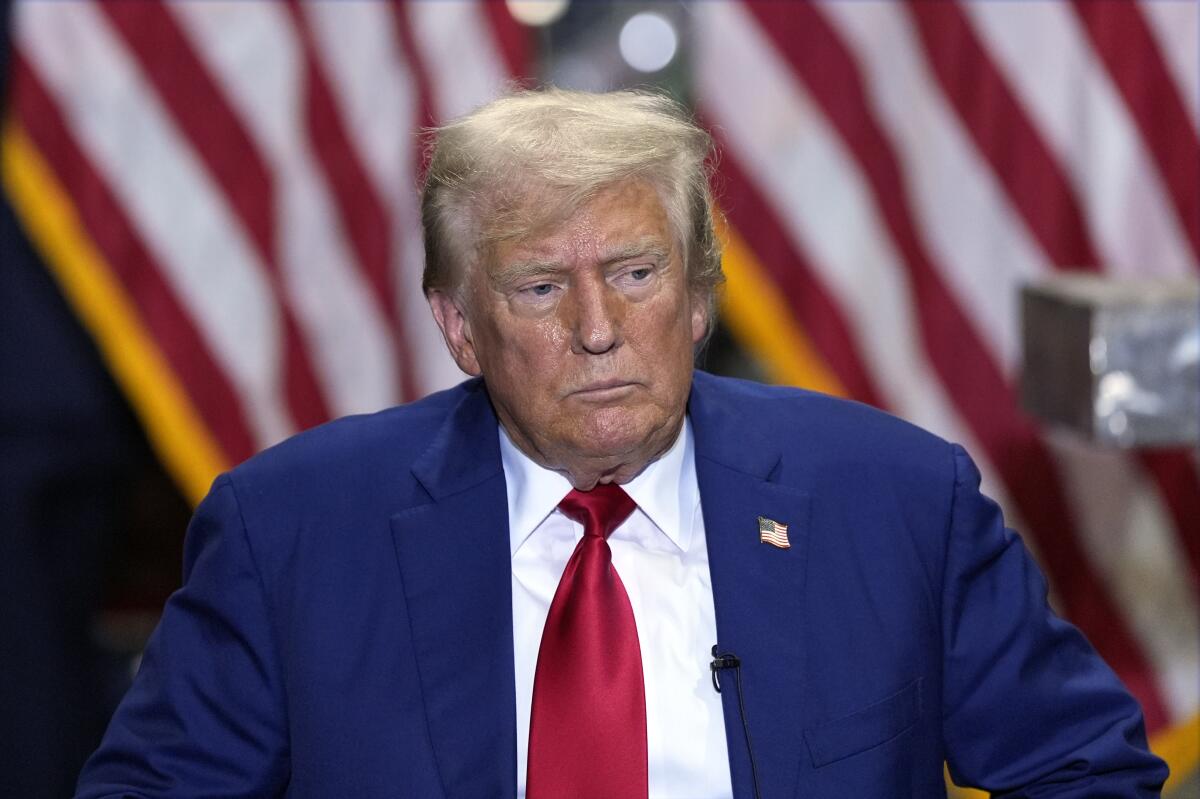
[487,180,673,271]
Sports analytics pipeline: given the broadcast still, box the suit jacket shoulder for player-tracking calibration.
[692,369,953,472]
[230,379,481,507]
[687,371,1166,796]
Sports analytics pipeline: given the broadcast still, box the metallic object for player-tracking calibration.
[1021,276,1199,447]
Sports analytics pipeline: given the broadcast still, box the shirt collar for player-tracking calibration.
[621,418,695,554]
[499,418,697,557]
[499,425,573,558]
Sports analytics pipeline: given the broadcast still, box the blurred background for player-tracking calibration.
[0,1,1196,796]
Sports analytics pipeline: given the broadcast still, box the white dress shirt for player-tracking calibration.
[502,419,733,799]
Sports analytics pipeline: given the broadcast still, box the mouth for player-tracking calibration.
[568,380,640,401]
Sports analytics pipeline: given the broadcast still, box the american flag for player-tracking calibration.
[758,516,791,549]
[695,2,1198,790]
[3,0,1196,792]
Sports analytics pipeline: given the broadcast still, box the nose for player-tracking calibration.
[568,275,622,355]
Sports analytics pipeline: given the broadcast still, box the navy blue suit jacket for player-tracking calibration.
[77,373,1166,797]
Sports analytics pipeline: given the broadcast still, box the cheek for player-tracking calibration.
[485,315,571,386]
[533,316,571,353]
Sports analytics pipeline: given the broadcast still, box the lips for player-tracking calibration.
[569,379,639,399]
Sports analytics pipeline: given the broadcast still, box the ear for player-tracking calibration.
[690,296,709,345]
[428,290,482,376]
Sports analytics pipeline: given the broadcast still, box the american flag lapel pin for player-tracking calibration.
[758,516,790,549]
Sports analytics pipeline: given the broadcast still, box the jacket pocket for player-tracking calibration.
[803,678,923,768]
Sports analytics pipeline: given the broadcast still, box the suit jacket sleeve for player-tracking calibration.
[75,476,289,798]
[940,445,1168,796]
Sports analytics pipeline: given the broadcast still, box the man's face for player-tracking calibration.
[429,179,707,488]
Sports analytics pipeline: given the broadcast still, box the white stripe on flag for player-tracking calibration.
[407,0,510,122]
[1138,0,1200,134]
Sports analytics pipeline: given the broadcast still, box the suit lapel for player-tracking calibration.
[390,382,516,799]
[691,375,812,799]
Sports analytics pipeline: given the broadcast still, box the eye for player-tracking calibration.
[526,283,555,297]
[617,265,655,286]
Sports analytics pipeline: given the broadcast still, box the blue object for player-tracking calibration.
[76,372,1167,797]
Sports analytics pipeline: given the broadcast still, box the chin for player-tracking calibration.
[570,406,673,461]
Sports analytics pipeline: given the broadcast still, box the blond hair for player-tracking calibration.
[420,87,724,330]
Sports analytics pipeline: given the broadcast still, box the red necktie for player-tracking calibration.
[526,484,648,799]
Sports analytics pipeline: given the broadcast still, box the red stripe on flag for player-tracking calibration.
[480,0,532,80]
[711,140,887,409]
[905,1,1102,272]
[1139,451,1200,593]
[1072,0,1200,267]
[384,2,440,401]
[101,2,332,432]
[11,55,257,464]
[391,3,437,132]
[285,0,417,402]
[746,0,1169,730]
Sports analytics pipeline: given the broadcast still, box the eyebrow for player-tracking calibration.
[597,239,671,266]
[494,238,671,286]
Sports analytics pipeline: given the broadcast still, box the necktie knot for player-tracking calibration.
[558,483,637,540]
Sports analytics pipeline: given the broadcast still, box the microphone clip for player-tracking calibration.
[710,645,741,693]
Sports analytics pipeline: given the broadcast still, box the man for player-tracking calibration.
[77,88,1166,798]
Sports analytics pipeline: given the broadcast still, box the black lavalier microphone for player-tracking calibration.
[711,645,762,799]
